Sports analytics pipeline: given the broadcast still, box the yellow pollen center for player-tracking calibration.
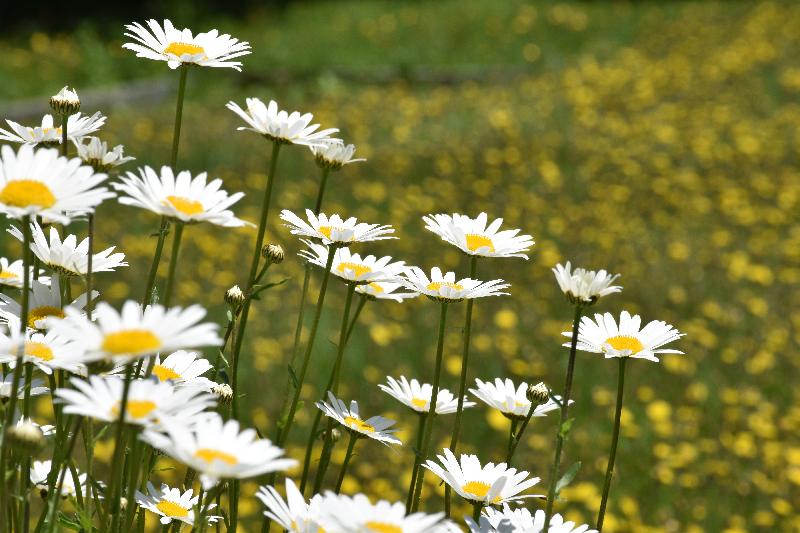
[165,195,204,216]
[0,180,56,209]
[156,500,189,518]
[344,416,375,433]
[101,329,161,356]
[367,282,385,294]
[28,306,65,329]
[426,281,464,292]
[411,397,428,409]
[24,341,54,361]
[462,480,492,499]
[365,522,402,533]
[0,271,17,279]
[336,262,372,278]
[194,448,238,465]
[164,42,206,57]
[605,335,644,354]
[112,400,157,419]
[465,234,495,252]
[318,226,342,239]
[152,365,181,381]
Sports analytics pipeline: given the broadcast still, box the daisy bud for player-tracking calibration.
[119,497,128,511]
[225,285,246,309]
[526,382,550,406]
[8,421,45,453]
[261,244,285,265]
[212,383,234,404]
[50,86,80,116]
[321,428,342,443]
[39,488,48,500]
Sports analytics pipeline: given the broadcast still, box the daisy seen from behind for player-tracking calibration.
[423,212,534,259]
[227,98,338,145]
[310,139,366,170]
[399,266,509,303]
[552,262,622,306]
[379,376,474,415]
[74,136,135,172]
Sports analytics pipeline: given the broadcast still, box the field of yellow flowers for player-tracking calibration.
[1,1,798,531]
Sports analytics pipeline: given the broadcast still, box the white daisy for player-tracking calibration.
[0,257,49,289]
[136,482,220,526]
[317,492,455,533]
[399,267,509,303]
[114,166,250,227]
[423,213,534,259]
[9,220,127,277]
[55,375,215,427]
[256,478,325,533]
[122,19,251,70]
[0,112,105,146]
[355,281,419,302]
[467,505,598,533]
[565,310,684,362]
[0,372,48,399]
[148,350,215,387]
[73,136,135,172]
[423,449,541,506]
[0,277,94,330]
[0,144,112,224]
[50,86,80,116]
[226,98,339,146]
[379,376,474,415]
[30,460,88,498]
[14,416,55,437]
[47,300,222,362]
[309,139,366,170]
[141,414,296,489]
[0,326,86,375]
[316,391,401,446]
[552,262,622,305]
[281,209,395,245]
[469,378,567,420]
[299,240,406,285]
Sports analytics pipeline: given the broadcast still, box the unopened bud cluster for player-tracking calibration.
[8,421,45,453]
[213,383,234,404]
[225,285,246,309]
[261,244,284,265]
[526,382,550,405]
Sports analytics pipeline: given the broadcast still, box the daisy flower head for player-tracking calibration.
[316,492,456,533]
[74,136,135,172]
[46,300,222,363]
[123,19,251,70]
[114,166,250,227]
[355,280,419,302]
[0,277,95,330]
[565,310,684,363]
[136,482,220,526]
[309,139,366,170]
[423,449,541,506]
[466,505,598,533]
[0,144,113,223]
[0,325,86,375]
[423,213,534,259]
[399,267,509,303]
[0,257,49,289]
[1,372,48,400]
[469,378,567,420]
[9,220,127,277]
[256,478,325,533]
[226,98,339,146]
[149,350,215,388]
[552,262,622,306]
[379,376,475,415]
[281,209,395,246]
[31,460,87,498]
[50,86,80,116]
[299,240,406,285]
[141,414,296,489]
[55,375,215,427]
[316,391,401,445]
[0,112,105,147]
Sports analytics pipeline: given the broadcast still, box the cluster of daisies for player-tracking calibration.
[0,17,686,533]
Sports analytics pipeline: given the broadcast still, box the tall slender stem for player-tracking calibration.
[472,503,483,523]
[334,433,358,494]
[170,66,188,169]
[107,363,135,532]
[20,364,33,533]
[162,222,184,308]
[410,302,449,512]
[229,479,240,533]
[44,417,83,533]
[506,408,535,465]
[596,358,628,531]
[405,413,426,510]
[122,434,144,531]
[543,304,584,526]
[60,115,68,156]
[312,168,331,214]
[141,217,170,306]
[86,213,95,320]
[444,255,477,515]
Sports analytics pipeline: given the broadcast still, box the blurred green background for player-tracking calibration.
[1,1,799,531]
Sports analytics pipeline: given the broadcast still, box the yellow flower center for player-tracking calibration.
[365,522,402,533]
[367,282,384,294]
[101,330,161,356]
[0,271,17,280]
[28,306,65,329]
[410,397,428,409]
[165,195,204,216]
[465,234,495,252]
[0,180,56,209]
[344,416,375,433]
[24,341,54,361]
[318,226,337,239]
[462,480,492,499]
[152,365,181,381]
[605,335,644,354]
[336,262,372,278]
[164,42,206,57]
[112,400,157,419]
[156,500,189,518]
[194,448,238,465]
[426,281,464,292]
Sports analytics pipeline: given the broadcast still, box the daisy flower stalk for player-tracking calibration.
[543,262,622,530]
[50,86,80,155]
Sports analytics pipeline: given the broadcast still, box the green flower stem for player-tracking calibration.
[472,503,483,523]
[229,479,240,533]
[60,115,68,157]
[311,436,335,494]
[194,486,206,533]
[141,217,170,307]
[277,246,337,447]
[43,416,83,533]
[410,302,449,512]
[20,364,33,533]
[405,413,427,510]
[543,304,584,527]
[506,408,535,466]
[170,66,188,169]
[313,168,331,213]
[506,417,520,463]
[122,434,144,531]
[444,255,477,516]
[334,433,358,494]
[85,213,95,320]
[107,363,135,532]
[162,221,184,308]
[82,421,95,531]
[596,357,628,531]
